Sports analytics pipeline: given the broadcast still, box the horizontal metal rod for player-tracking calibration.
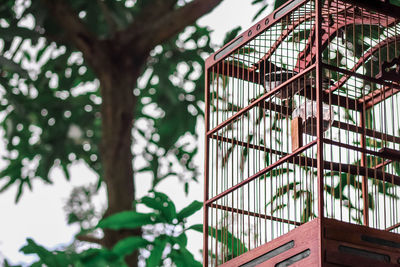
[324,139,388,160]
[372,160,392,170]
[301,86,360,111]
[325,164,400,188]
[210,134,285,157]
[255,100,293,116]
[209,138,400,201]
[359,86,399,106]
[385,222,400,232]
[327,35,400,96]
[331,120,400,145]
[322,63,400,91]
[212,133,400,183]
[293,151,400,187]
[210,203,302,227]
[207,64,316,136]
[205,140,317,206]
[364,86,400,109]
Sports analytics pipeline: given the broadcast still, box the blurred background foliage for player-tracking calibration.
[0,0,271,266]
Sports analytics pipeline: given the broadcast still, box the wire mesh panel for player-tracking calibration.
[204,0,400,266]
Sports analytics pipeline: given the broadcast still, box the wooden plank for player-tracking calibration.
[291,117,303,152]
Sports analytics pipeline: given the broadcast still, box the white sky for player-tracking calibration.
[0,1,273,266]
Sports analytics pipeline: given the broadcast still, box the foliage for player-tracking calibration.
[134,24,213,190]
[189,224,248,262]
[4,191,203,267]
[0,0,229,265]
[0,1,215,201]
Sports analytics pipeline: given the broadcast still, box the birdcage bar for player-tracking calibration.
[205,140,317,205]
[386,222,400,232]
[203,55,211,267]
[331,121,400,145]
[210,203,302,227]
[205,0,400,265]
[208,134,400,187]
[315,0,324,228]
[206,64,317,137]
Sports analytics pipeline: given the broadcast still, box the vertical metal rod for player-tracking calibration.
[316,0,324,219]
[315,0,324,265]
[359,5,369,228]
[203,66,210,267]
[360,103,369,226]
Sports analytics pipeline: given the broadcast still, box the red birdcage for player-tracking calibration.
[203,0,400,266]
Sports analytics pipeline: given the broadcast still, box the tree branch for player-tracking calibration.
[77,234,104,246]
[41,0,98,63]
[118,0,223,51]
[97,0,118,34]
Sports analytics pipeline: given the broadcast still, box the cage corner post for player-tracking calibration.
[203,61,211,267]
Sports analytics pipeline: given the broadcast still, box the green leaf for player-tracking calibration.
[78,248,124,267]
[0,26,41,44]
[20,238,72,266]
[140,191,177,223]
[223,26,242,45]
[98,211,159,230]
[169,247,202,267]
[390,0,400,6]
[0,55,29,79]
[112,237,149,256]
[252,5,267,21]
[146,237,167,267]
[176,200,202,221]
[188,224,247,257]
[172,233,188,248]
[187,224,203,232]
[274,0,289,10]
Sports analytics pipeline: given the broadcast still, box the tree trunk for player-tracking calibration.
[96,51,145,266]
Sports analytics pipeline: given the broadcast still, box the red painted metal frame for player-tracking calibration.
[315,1,325,265]
[204,0,400,265]
[204,0,310,69]
[203,62,210,267]
[386,222,400,232]
[206,64,316,137]
[217,219,321,267]
[323,218,400,266]
[213,217,400,266]
[210,203,302,227]
[327,35,400,94]
[205,140,317,206]
[294,2,397,72]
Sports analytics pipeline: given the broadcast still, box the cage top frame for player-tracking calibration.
[205,0,400,70]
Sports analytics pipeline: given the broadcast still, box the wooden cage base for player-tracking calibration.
[219,218,400,266]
